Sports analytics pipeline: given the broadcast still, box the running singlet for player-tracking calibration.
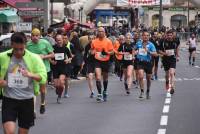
[91,38,113,61]
[189,38,197,48]
[53,45,71,65]
[136,41,156,62]
[118,43,134,61]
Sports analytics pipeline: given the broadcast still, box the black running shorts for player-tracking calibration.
[2,97,34,129]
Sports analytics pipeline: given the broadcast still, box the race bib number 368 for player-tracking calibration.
[8,73,28,89]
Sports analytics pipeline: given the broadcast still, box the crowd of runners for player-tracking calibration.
[0,25,198,134]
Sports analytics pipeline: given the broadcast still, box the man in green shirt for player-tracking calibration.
[26,28,54,115]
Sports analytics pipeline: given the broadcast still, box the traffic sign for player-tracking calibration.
[17,10,44,17]
[16,22,32,32]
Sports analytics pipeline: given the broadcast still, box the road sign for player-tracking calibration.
[17,10,44,17]
[15,2,44,9]
[16,22,32,32]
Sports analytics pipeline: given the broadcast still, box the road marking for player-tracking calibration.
[166,92,171,98]
[157,129,166,134]
[163,105,170,113]
[165,98,171,104]
[160,115,168,126]
[194,66,200,68]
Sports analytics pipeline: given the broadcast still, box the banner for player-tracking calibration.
[117,0,170,6]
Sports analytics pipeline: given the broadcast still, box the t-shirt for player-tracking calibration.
[150,38,159,52]
[159,39,179,59]
[189,38,197,48]
[26,39,54,72]
[4,56,34,100]
[118,42,134,61]
[53,45,71,66]
[135,41,156,62]
[91,38,113,61]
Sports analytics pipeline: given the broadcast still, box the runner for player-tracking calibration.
[187,33,197,66]
[150,31,160,80]
[135,31,157,99]
[51,34,72,103]
[118,33,134,95]
[83,34,96,98]
[114,35,123,81]
[0,32,47,134]
[132,32,141,88]
[26,28,54,114]
[159,30,180,94]
[91,27,114,102]
[63,34,75,98]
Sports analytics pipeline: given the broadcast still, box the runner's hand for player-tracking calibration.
[101,49,107,55]
[20,68,31,78]
[176,57,180,62]
[40,54,45,59]
[0,79,7,87]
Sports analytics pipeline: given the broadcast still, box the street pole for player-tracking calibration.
[159,0,163,30]
[50,0,53,25]
[188,0,190,27]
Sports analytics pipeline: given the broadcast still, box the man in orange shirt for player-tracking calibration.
[91,27,114,102]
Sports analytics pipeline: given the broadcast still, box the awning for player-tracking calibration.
[0,9,19,23]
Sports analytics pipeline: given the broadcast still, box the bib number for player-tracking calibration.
[55,53,64,60]
[8,73,28,89]
[139,48,147,56]
[166,49,174,56]
[124,54,133,60]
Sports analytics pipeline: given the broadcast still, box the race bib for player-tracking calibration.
[166,49,174,56]
[96,52,107,59]
[124,53,133,60]
[8,73,28,89]
[55,53,64,60]
[139,48,147,56]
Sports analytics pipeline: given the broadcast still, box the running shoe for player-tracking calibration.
[170,88,175,95]
[96,94,103,102]
[139,91,144,99]
[90,92,95,98]
[57,97,62,104]
[40,104,45,114]
[192,63,195,66]
[103,91,108,102]
[155,75,158,80]
[146,92,151,99]
[126,90,130,95]
[64,93,70,98]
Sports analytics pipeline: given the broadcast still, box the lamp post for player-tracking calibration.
[188,0,190,27]
[159,0,163,30]
[50,0,54,25]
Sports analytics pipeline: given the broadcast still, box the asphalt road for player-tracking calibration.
[0,48,200,134]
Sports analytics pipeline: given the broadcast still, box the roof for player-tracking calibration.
[0,8,18,23]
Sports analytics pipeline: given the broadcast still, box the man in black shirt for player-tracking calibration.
[159,30,180,94]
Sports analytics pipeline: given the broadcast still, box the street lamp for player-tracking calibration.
[159,0,163,30]
[188,0,190,27]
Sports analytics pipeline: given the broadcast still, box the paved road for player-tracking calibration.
[0,46,200,134]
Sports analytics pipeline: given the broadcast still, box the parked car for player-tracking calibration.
[0,34,12,52]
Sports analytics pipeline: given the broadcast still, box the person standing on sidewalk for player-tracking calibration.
[0,32,47,134]
[91,27,114,102]
[26,28,54,114]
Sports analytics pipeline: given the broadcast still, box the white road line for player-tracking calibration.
[165,98,171,104]
[160,115,168,126]
[157,129,166,134]
[163,105,170,113]
[166,92,171,98]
